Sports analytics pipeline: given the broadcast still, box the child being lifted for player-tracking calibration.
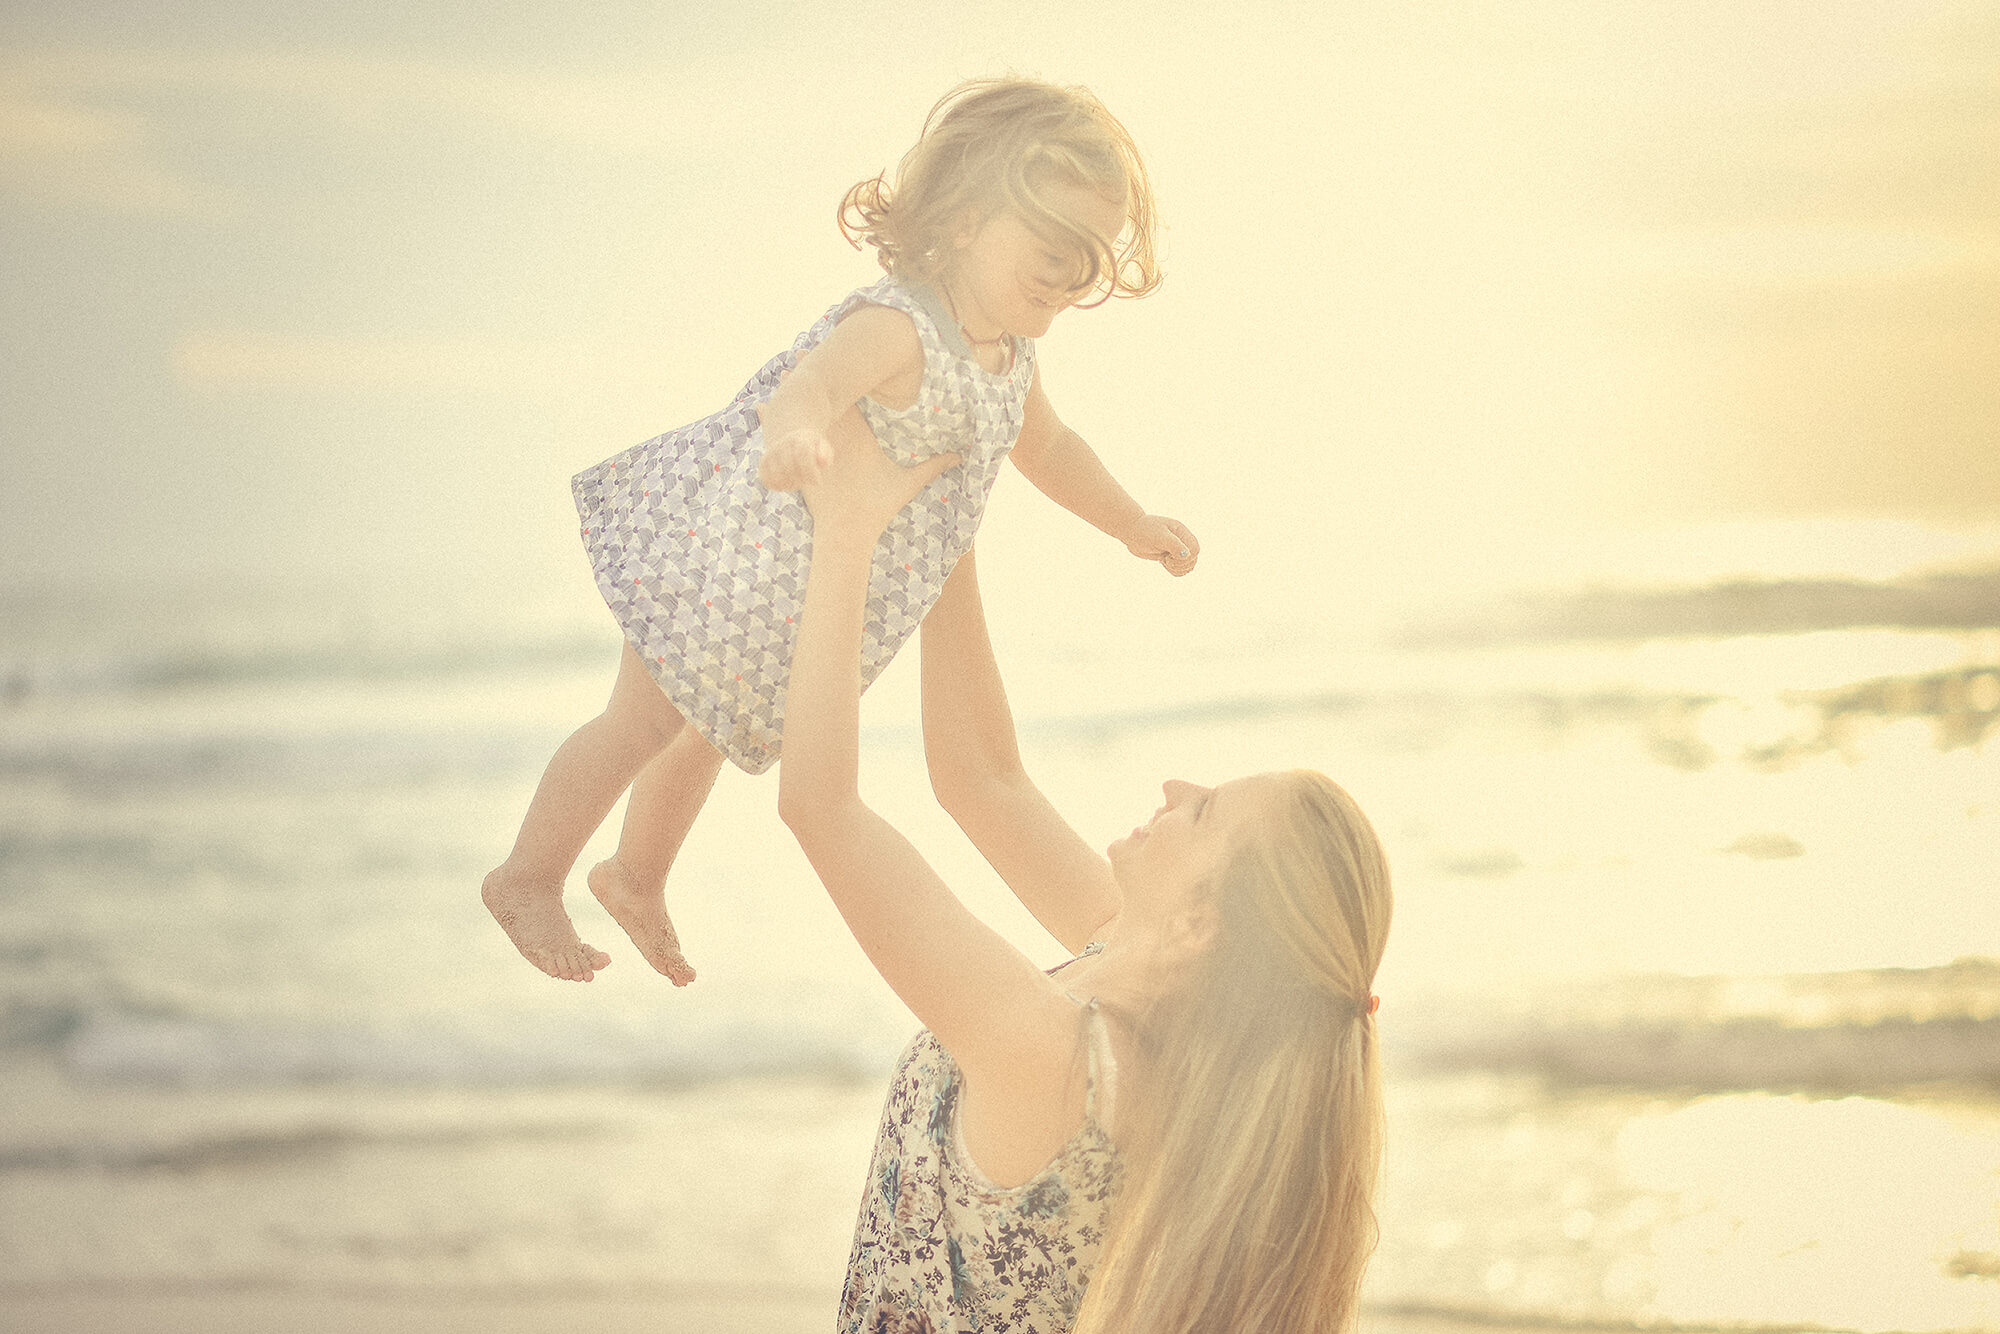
[483,78,1199,983]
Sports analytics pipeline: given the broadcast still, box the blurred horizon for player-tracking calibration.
[4,0,1998,641]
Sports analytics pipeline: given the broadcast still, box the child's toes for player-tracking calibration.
[586,945,612,970]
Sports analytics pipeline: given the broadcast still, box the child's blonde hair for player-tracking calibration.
[840,78,1163,307]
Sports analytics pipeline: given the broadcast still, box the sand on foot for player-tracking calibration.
[589,857,697,986]
[481,869,612,981]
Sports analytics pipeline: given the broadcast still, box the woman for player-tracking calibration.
[776,424,1393,1333]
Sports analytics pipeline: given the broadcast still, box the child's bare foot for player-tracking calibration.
[482,868,612,981]
[588,857,696,986]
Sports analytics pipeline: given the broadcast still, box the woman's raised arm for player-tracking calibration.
[920,550,1122,955]
[775,426,1081,1096]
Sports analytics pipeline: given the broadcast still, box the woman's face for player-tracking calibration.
[1107,775,1281,919]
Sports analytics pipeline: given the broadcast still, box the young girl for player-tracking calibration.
[483,78,1199,984]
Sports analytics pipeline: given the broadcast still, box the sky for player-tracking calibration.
[2,0,1997,638]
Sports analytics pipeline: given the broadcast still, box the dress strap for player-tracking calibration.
[1082,999,1118,1130]
[830,275,944,349]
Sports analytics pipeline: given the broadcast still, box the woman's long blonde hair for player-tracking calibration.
[1077,771,1393,1334]
[840,77,1163,306]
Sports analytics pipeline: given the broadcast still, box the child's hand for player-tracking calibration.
[758,426,833,492]
[1124,515,1200,577]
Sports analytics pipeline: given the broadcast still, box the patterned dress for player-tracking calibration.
[840,954,1122,1334]
[571,274,1037,773]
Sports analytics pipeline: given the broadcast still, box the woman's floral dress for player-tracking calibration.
[839,961,1121,1334]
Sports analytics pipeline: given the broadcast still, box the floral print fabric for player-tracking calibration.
[839,1001,1121,1333]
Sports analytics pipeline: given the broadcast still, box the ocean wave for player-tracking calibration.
[0,1120,608,1176]
[3,666,1983,799]
[1402,1013,2000,1092]
[54,1009,903,1089]
[0,726,558,797]
[1398,959,2000,1093]
[30,962,2000,1096]
[0,629,610,705]
[1400,565,2000,647]
[1784,663,2000,754]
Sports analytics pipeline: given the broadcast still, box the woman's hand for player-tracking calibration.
[753,310,927,493]
[799,416,961,547]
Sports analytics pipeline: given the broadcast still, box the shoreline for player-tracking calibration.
[0,1290,1853,1334]
[0,1291,827,1334]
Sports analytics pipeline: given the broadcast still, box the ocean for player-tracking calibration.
[2,545,1997,1331]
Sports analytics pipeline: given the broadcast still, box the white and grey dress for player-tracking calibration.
[572,274,1036,773]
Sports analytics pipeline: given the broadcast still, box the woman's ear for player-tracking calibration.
[1162,901,1219,969]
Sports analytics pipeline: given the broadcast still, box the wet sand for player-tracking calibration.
[0,1290,828,1334]
[0,1294,1841,1334]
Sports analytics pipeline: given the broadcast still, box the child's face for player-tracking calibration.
[948,182,1127,341]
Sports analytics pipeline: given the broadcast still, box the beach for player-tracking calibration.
[3,565,1998,1333]
[0,1291,828,1334]
[0,1295,1675,1334]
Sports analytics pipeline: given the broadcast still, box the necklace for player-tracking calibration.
[941,287,1009,350]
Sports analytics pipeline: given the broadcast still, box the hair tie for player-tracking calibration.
[1364,994,1380,1016]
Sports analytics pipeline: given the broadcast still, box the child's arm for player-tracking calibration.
[921,548,1122,956]
[756,304,926,491]
[1008,368,1200,577]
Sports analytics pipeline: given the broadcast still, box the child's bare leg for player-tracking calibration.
[483,643,690,982]
[588,726,724,985]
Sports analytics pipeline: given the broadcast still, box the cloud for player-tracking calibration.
[5,46,776,153]
[1589,226,1999,286]
[170,330,664,395]
[0,86,213,213]
[0,44,800,216]
[0,87,133,153]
